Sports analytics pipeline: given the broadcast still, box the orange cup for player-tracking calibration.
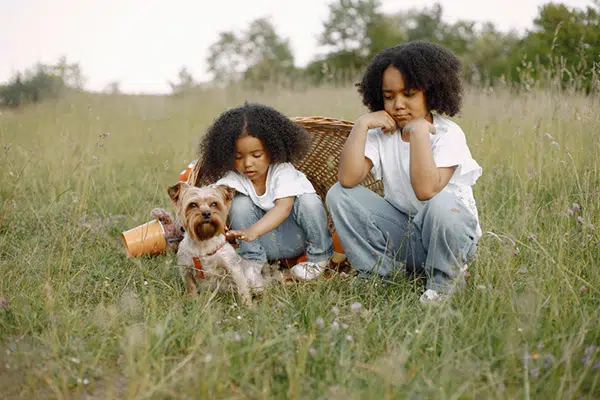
[121,219,167,257]
[331,231,346,263]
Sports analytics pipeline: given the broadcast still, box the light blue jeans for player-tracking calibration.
[229,193,333,264]
[326,183,479,293]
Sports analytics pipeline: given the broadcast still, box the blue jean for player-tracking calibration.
[228,193,333,264]
[326,183,478,293]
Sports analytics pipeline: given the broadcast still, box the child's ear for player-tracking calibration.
[216,185,236,203]
[168,182,189,204]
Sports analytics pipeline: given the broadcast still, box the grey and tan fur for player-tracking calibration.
[168,182,265,305]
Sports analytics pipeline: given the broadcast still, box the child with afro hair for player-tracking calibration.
[196,103,333,281]
[326,41,483,303]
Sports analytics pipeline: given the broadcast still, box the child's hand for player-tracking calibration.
[402,118,436,138]
[226,228,258,242]
[357,111,397,134]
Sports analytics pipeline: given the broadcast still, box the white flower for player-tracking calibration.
[315,317,325,328]
[331,306,340,316]
[350,302,363,313]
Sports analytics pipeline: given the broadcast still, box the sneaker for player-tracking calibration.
[291,261,327,281]
[419,289,448,305]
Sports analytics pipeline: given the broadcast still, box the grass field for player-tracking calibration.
[1,86,599,399]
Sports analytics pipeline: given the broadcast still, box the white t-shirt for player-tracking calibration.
[216,162,316,211]
[364,114,482,238]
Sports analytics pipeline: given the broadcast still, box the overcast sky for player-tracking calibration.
[1,0,595,93]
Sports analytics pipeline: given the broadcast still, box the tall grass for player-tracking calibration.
[0,85,599,399]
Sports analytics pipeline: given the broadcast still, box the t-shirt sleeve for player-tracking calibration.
[271,163,316,200]
[432,123,482,186]
[215,172,248,195]
[364,128,382,180]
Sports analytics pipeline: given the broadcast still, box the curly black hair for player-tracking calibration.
[356,41,463,116]
[195,103,312,183]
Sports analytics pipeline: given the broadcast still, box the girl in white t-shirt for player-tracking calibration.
[326,41,482,303]
[194,103,333,281]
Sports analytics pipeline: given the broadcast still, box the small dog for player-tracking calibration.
[168,182,264,304]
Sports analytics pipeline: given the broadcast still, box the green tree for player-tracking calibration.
[169,67,196,95]
[242,18,295,84]
[206,32,245,83]
[206,18,294,85]
[515,2,600,89]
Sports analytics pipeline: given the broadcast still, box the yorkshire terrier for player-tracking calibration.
[168,182,265,305]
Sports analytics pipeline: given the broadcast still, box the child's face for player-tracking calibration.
[382,65,432,128]
[234,135,270,185]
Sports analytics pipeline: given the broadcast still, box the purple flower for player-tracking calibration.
[572,203,581,213]
[0,297,7,310]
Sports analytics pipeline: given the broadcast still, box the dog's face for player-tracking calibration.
[168,182,236,242]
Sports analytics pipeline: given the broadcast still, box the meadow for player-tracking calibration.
[0,85,599,399]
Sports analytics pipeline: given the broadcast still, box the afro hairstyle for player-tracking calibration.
[356,41,463,116]
[195,103,312,183]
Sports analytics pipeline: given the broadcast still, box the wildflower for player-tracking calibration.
[350,302,363,313]
[572,203,581,213]
[331,320,340,331]
[236,315,242,320]
[204,353,213,363]
[518,266,528,274]
[580,286,588,293]
[530,367,539,377]
[346,335,353,342]
[0,297,8,310]
[232,332,241,342]
[331,306,340,316]
[577,216,584,224]
[70,357,80,364]
[314,317,325,329]
[527,235,537,241]
[83,378,89,385]
[143,280,148,286]
[341,323,349,330]
[308,347,317,356]
[567,209,574,216]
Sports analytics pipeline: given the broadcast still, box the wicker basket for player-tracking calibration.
[188,116,384,203]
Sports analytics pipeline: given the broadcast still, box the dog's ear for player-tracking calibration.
[216,185,236,203]
[168,182,188,204]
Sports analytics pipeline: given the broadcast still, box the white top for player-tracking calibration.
[364,114,482,238]
[216,162,315,211]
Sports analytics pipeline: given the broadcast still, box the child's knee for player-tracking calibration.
[325,182,352,211]
[230,194,255,214]
[296,193,325,215]
[425,192,477,234]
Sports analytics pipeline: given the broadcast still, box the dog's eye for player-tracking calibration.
[210,202,218,208]
[189,203,198,209]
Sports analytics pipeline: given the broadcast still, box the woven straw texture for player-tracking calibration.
[187,116,384,202]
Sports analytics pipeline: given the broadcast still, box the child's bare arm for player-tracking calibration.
[226,197,294,242]
[339,111,394,187]
[404,119,456,200]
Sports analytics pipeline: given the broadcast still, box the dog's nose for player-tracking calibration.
[202,211,211,219]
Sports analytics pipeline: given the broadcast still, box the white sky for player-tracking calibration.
[0,0,595,93]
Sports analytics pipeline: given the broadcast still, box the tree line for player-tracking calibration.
[2,0,599,106]
[203,0,600,91]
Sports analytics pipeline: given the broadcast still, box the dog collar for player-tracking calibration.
[192,240,227,279]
